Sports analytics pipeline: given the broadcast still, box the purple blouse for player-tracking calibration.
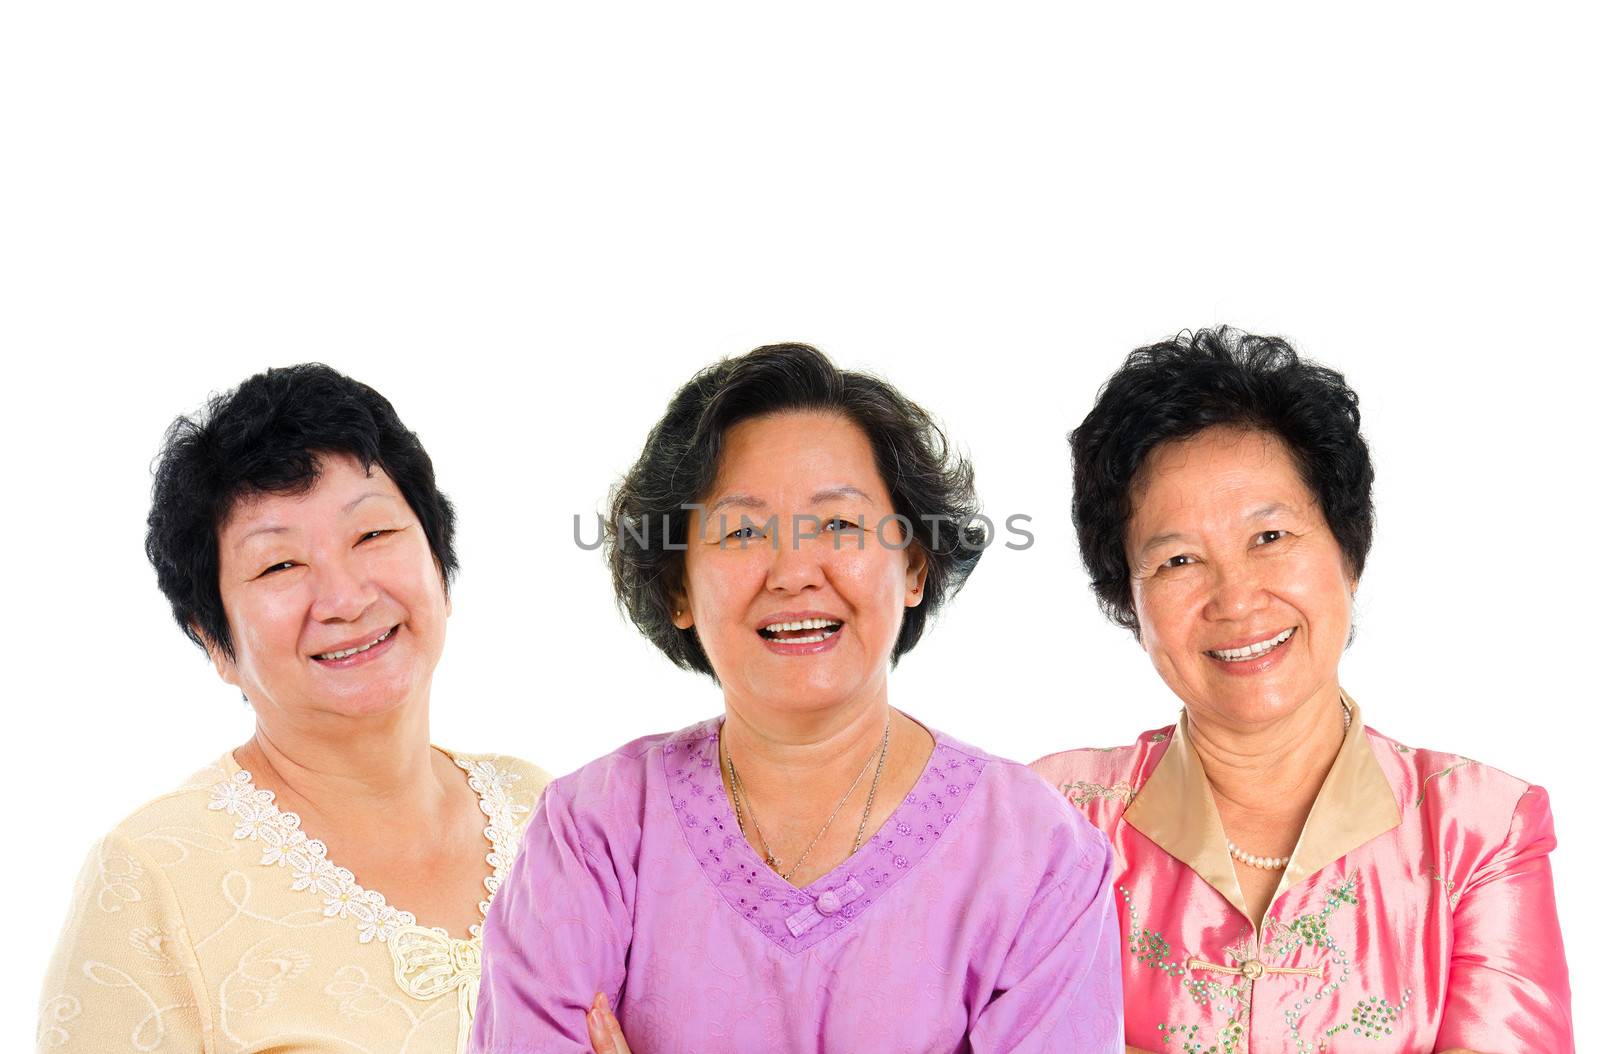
[470,717,1124,1053]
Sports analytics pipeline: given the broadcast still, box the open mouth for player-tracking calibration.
[311,625,397,662]
[758,618,844,645]
[1206,627,1294,663]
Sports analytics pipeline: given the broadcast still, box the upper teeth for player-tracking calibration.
[1209,628,1294,662]
[765,618,842,632]
[316,627,394,660]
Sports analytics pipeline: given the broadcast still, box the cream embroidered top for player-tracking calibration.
[38,748,550,1054]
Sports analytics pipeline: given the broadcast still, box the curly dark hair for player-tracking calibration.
[145,363,458,660]
[606,343,984,679]
[1071,327,1374,635]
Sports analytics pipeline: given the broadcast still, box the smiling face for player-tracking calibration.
[1126,426,1354,726]
[210,453,450,722]
[672,411,928,718]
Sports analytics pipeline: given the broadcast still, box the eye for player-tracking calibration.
[726,525,761,541]
[822,517,860,531]
[1160,554,1197,570]
[1253,530,1287,546]
[256,561,296,578]
[357,529,393,544]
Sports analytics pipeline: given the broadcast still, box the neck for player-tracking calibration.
[1186,682,1347,820]
[236,695,447,820]
[720,682,893,798]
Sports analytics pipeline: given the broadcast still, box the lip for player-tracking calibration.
[756,609,847,630]
[756,609,846,657]
[1206,627,1294,652]
[759,626,844,657]
[309,624,400,668]
[1204,626,1295,676]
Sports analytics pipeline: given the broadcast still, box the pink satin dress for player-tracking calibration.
[1030,697,1573,1053]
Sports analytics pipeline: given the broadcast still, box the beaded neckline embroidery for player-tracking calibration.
[664,719,986,955]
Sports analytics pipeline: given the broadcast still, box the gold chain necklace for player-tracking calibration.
[726,719,891,884]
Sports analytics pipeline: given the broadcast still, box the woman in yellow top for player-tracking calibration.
[39,364,549,1053]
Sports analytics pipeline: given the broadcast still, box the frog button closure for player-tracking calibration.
[785,877,866,937]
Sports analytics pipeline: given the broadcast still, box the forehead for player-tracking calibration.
[219,453,404,538]
[1130,427,1312,527]
[711,411,886,498]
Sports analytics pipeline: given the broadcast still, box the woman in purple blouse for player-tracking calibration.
[470,344,1123,1053]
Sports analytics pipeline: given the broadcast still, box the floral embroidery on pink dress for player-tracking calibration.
[1031,696,1574,1053]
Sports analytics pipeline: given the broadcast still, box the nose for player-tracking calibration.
[1203,555,1269,623]
[764,521,828,595]
[308,553,379,623]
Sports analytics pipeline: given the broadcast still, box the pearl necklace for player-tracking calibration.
[1225,703,1351,872]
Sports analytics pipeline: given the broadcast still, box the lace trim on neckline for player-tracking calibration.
[207,755,530,944]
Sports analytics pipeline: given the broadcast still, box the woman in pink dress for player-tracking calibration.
[470,344,1124,1053]
[1031,327,1573,1053]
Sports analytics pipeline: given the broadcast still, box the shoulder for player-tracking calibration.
[98,754,239,845]
[1356,726,1555,876]
[1027,725,1172,827]
[932,729,1113,873]
[60,755,242,935]
[538,719,717,822]
[446,750,554,811]
[1364,723,1550,849]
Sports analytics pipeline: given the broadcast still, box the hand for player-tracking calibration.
[587,992,632,1054]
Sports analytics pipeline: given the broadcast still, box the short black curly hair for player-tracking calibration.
[1071,327,1374,634]
[605,343,984,678]
[145,363,458,660]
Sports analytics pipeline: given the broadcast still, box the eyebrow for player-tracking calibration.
[234,492,397,546]
[1136,531,1188,559]
[708,486,874,514]
[343,491,394,514]
[1135,503,1299,557]
[237,524,290,545]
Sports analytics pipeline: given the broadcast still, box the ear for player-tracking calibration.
[904,546,930,608]
[435,557,453,618]
[667,580,694,629]
[197,626,242,690]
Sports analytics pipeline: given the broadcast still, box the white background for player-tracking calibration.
[4,3,1595,1046]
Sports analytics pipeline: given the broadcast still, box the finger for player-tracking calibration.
[587,994,615,1054]
[596,993,632,1054]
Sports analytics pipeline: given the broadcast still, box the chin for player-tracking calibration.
[317,680,419,718]
[750,675,859,715]
[1207,682,1313,723]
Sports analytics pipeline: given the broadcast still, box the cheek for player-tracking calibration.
[686,556,764,625]
[1132,577,1198,648]
[1278,554,1353,627]
[382,550,451,621]
[228,604,290,680]
[831,549,909,618]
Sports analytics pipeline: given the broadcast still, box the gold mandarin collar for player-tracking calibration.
[1122,692,1401,922]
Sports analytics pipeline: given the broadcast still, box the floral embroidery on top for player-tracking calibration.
[1263,877,1413,1051]
[666,721,985,955]
[1415,759,1476,807]
[207,755,529,945]
[1062,780,1135,808]
[1122,887,1247,1052]
[1127,877,1414,1052]
[1427,851,1462,909]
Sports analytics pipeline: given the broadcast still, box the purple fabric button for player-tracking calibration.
[816,890,842,915]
